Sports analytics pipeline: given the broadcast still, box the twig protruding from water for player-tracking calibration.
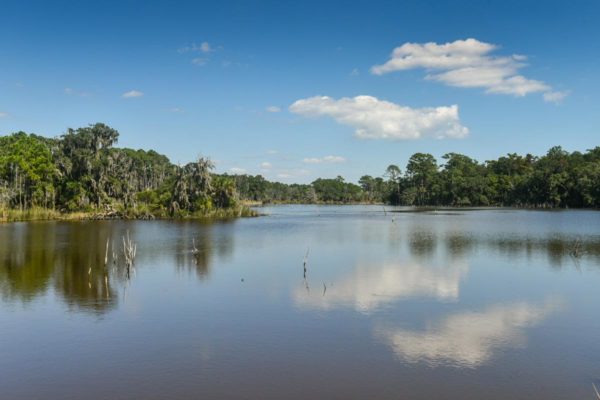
[122,231,137,278]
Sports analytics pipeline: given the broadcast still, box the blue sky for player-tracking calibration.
[1,0,599,183]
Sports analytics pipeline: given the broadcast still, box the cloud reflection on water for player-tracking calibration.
[294,260,468,313]
[375,298,563,368]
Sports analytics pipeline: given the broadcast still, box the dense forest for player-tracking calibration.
[0,123,249,220]
[232,147,600,208]
[1,123,599,222]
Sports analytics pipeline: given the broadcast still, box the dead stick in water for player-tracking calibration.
[593,383,600,399]
[303,247,310,265]
[303,247,310,278]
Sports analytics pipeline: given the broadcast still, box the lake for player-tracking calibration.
[1,205,600,399]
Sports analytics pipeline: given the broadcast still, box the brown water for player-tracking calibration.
[1,206,600,399]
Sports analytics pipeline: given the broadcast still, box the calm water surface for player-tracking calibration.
[1,206,600,399]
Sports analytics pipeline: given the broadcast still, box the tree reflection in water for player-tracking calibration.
[0,222,142,314]
[173,220,235,280]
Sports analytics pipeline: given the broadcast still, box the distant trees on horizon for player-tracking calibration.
[233,147,600,208]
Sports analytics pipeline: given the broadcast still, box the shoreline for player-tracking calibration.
[0,206,259,223]
[249,202,599,210]
[3,203,598,223]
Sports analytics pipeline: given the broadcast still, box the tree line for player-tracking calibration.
[232,147,600,208]
[1,123,599,216]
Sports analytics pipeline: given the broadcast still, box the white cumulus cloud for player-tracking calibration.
[122,90,144,98]
[303,155,346,164]
[371,38,562,99]
[302,158,320,164]
[290,95,468,140]
[323,155,345,163]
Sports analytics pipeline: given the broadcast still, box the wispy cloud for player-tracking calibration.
[371,38,564,99]
[276,168,310,180]
[290,95,468,140]
[303,155,346,164]
[191,57,207,66]
[64,87,91,97]
[266,106,281,113]
[229,167,247,174]
[199,42,212,53]
[0,112,9,118]
[260,162,272,169]
[543,90,570,104]
[122,90,144,98]
[179,41,221,67]
[178,41,213,54]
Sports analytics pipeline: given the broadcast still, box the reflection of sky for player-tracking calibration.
[294,260,469,313]
[375,299,563,368]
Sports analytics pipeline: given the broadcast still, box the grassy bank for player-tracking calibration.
[0,206,259,223]
[184,206,259,219]
[1,207,63,222]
